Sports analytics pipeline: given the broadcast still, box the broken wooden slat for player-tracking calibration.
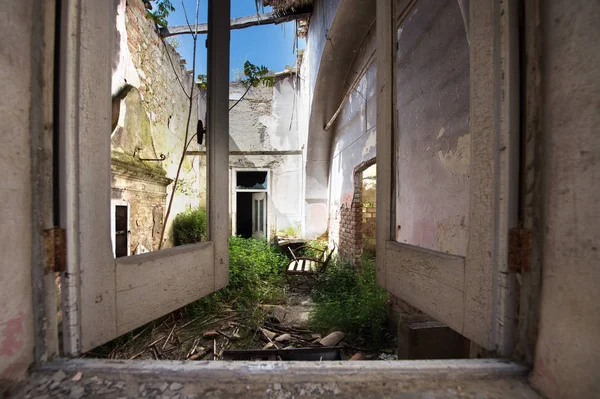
[160,11,311,37]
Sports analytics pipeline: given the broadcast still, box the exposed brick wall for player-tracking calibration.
[338,175,363,265]
[111,162,172,254]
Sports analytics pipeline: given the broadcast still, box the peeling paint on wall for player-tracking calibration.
[437,133,470,176]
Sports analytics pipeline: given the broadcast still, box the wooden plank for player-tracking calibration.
[287,261,296,272]
[207,0,230,290]
[464,0,518,351]
[160,11,311,37]
[385,241,465,334]
[375,0,395,289]
[116,243,214,334]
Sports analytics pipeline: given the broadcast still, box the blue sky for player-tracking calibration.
[163,0,304,81]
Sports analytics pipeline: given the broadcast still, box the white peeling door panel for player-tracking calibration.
[60,0,230,354]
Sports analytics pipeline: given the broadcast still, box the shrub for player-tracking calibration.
[309,255,391,348]
[172,207,207,246]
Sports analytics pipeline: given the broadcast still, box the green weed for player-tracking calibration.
[309,255,391,348]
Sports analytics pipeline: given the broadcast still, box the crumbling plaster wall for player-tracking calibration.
[328,25,377,260]
[0,0,36,380]
[112,0,204,248]
[228,75,303,234]
[301,0,342,237]
[530,1,600,397]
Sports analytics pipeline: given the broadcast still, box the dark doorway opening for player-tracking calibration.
[114,205,128,257]
[236,192,253,238]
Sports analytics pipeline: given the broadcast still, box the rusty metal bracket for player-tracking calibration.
[508,228,532,273]
[43,227,66,273]
[133,147,166,162]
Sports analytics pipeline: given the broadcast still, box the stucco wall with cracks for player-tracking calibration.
[530,1,600,398]
[0,0,36,380]
[328,24,377,255]
[394,0,470,256]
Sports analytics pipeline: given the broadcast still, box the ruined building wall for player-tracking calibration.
[300,0,342,238]
[112,0,204,249]
[227,74,303,236]
[328,25,377,262]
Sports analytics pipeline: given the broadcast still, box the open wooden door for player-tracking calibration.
[376,0,519,354]
[58,0,231,354]
[252,192,267,239]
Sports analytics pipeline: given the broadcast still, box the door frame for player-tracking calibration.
[231,167,271,241]
[110,199,130,257]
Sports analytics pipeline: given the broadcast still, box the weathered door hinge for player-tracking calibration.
[508,228,532,273]
[43,227,66,273]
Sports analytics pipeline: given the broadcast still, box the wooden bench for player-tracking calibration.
[285,243,336,283]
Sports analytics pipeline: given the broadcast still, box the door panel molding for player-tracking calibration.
[385,241,465,334]
[115,242,214,334]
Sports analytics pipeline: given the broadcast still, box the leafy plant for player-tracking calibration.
[172,207,207,246]
[196,74,207,91]
[229,61,274,111]
[309,255,391,348]
[146,0,175,27]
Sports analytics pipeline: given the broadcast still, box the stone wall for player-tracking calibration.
[111,161,172,253]
[112,0,204,249]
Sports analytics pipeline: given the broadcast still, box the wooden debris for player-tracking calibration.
[203,330,220,339]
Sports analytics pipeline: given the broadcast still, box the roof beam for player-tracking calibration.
[160,11,311,37]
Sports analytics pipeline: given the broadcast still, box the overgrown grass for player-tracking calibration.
[189,236,287,311]
[309,255,391,348]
